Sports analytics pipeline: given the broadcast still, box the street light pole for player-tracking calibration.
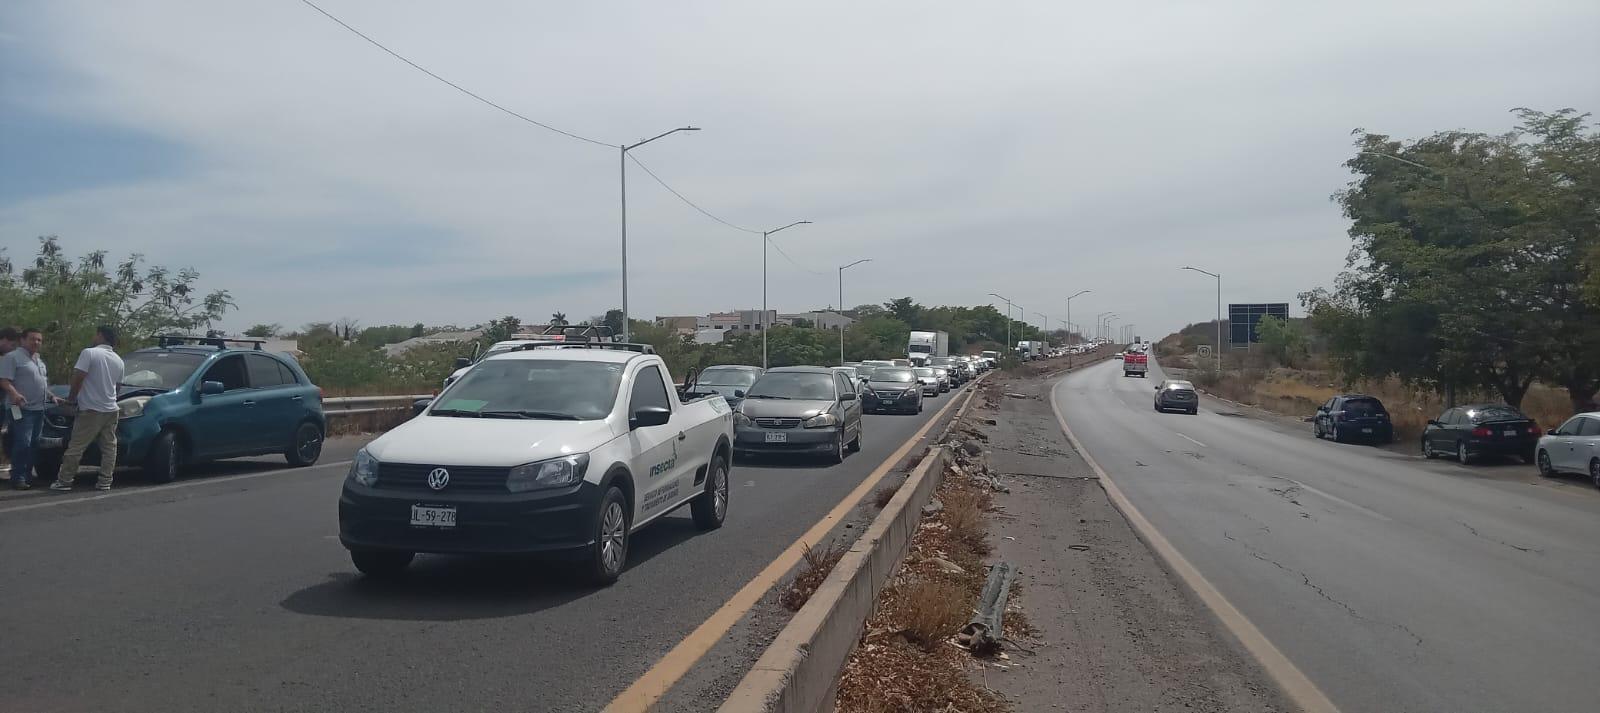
[1181,266,1222,373]
[1035,312,1050,343]
[1066,290,1090,367]
[620,126,699,342]
[989,293,1014,356]
[1095,311,1113,342]
[761,220,811,369]
[838,258,871,365]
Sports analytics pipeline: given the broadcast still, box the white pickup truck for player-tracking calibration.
[339,343,735,585]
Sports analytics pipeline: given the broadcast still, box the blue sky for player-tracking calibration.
[3,0,1597,336]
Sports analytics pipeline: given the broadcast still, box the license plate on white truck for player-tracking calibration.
[410,505,456,527]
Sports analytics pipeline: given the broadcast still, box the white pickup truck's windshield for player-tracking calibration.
[434,359,623,420]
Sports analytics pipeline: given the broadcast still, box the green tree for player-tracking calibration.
[480,315,521,344]
[244,323,281,338]
[1314,108,1599,409]
[409,322,426,338]
[602,309,624,334]
[0,236,235,379]
[550,312,568,326]
[1255,316,1307,367]
[883,297,922,325]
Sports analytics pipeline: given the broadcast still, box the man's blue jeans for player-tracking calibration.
[9,409,44,486]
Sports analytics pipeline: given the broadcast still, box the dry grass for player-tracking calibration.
[942,488,991,555]
[836,453,1007,713]
[778,540,848,612]
[898,579,971,651]
[873,483,901,509]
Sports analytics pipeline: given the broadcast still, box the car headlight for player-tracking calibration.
[733,411,753,426]
[804,413,839,429]
[118,396,151,420]
[507,453,589,492]
[348,448,379,487]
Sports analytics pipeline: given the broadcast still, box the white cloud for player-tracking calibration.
[3,0,1597,335]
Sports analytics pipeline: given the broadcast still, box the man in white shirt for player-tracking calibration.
[51,326,126,492]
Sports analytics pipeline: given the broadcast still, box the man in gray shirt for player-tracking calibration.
[0,328,59,489]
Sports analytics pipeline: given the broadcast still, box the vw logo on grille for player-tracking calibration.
[426,468,451,490]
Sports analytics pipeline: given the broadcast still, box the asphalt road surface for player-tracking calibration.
[1056,358,1600,713]
[0,386,963,713]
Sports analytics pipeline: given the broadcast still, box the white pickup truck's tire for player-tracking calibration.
[585,487,630,586]
[691,456,729,531]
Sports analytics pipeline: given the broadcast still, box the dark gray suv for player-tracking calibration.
[733,366,864,463]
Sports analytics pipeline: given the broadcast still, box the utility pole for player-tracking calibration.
[619,126,699,342]
[838,258,871,364]
[1181,266,1223,374]
[989,293,1014,357]
[761,221,811,369]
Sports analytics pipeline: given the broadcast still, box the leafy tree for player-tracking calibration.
[602,309,624,334]
[244,323,281,338]
[550,312,568,326]
[883,297,922,325]
[1256,316,1307,367]
[334,317,361,342]
[0,236,234,378]
[410,322,426,338]
[480,315,521,344]
[1313,108,1599,409]
[789,317,815,329]
[357,324,417,347]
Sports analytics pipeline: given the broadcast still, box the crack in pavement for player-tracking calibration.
[1457,521,1544,555]
[1222,530,1425,651]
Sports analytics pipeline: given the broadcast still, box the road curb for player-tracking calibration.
[715,385,981,713]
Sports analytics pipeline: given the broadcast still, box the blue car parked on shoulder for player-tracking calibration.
[35,336,326,483]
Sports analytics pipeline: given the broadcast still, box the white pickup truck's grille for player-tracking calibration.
[753,417,801,429]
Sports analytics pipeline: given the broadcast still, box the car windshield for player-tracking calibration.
[914,367,934,377]
[1469,405,1525,423]
[1166,381,1195,390]
[120,351,208,390]
[432,359,623,420]
[872,368,915,383]
[745,372,836,401]
[698,367,758,387]
[1343,399,1386,416]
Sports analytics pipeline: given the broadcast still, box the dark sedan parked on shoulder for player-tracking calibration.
[1153,380,1199,414]
[733,367,863,463]
[1313,395,1393,444]
[1422,404,1542,464]
[862,367,923,415]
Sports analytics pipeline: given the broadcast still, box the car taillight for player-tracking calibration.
[1332,412,1344,421]
[1471,426,1492,438]
[1528,424,1542,435]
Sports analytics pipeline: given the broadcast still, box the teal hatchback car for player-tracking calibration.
[35,337,326,483]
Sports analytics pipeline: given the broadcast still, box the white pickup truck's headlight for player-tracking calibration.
[348,448,379,487]
[804,413,839,429]
[733,411,752,426]
[508,453,590,492]
[118,396,151,420]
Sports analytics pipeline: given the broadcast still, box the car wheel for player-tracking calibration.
[828,430,846,464]
[586,487,630,586]
[1331,425,1345,443]
[1590,458,1599,490]
[350,549,413,578]
[1313,421,1324,439]
[690,456,729,531]
[146,430,182,483]
[286,421,323,467]
[1189,408,1198,415]
[1457,441,1472,465]
[1422,437,1436,459]
[848,425,862,453]
[1536,450,1555,478]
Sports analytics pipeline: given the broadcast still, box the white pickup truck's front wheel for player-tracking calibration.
[691,456,729,531]
[585,487,630,586]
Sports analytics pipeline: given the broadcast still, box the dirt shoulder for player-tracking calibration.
[974,369,1292,713]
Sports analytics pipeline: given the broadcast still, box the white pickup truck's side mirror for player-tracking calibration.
[630,406,671,429]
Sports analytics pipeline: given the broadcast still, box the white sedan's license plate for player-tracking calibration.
[765,432,787,443]
[1503,429,1517,437]
[410,505,456,527]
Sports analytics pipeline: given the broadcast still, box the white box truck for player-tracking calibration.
[1017,340,1047,360]
[907,331,948,366]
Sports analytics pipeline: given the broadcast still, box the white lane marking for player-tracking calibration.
[0,460,352,515]
[1176,432,1208,448]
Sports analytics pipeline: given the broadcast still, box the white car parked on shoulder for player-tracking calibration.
[1536,411,1600,489]
[340,343,736,585]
